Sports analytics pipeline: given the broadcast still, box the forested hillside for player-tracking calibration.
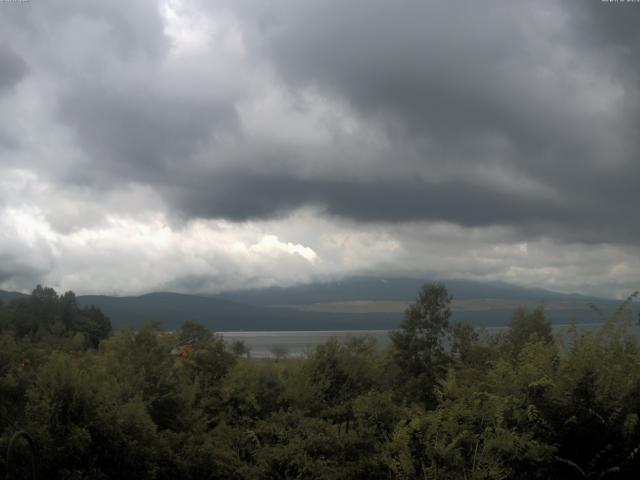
[75,292,399,331]
[4,277,626,332]
[1,284,640,479]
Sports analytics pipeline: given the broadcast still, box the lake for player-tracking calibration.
[221,322,638,358]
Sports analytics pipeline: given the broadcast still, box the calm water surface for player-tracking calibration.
[221,323,638,358]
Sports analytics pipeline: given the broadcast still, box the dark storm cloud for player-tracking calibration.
[182,0,639,243]
[0,257,40,285]
[0,128,19,150]
[176,172,564,224]
[0,45,27,92]
[226,1,573,148]
[173,169,640,244]
[0,0,250,193]
[57,84,238,187]
[243,0,634,162]
[0,0,170,167]
[2,0,640,246]
[0,0,167,59]
[569,0,640,62]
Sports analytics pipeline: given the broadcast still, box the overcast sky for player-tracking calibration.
[0,0,639,298]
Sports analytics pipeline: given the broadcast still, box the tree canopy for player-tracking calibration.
[1,284,640,479]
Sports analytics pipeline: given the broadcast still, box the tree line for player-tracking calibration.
[1,284,639,479]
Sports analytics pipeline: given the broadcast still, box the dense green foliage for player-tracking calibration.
[0,286,111,348]
[1,284,640,479]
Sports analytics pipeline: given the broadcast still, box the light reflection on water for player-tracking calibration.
[221,323,640,359]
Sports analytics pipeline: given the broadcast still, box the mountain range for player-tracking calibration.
[1,277,635,331]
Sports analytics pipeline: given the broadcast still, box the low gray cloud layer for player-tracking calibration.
[0,0,638,296]
[0,45,27,92]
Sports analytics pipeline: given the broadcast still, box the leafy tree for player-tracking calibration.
[74,305,111,348]
[3,282,640,479]
[229,339,250,358]
[0,286,111,347]
[390,282,452,406]
[503,306,552,358]
[222,361,288,427]
[451,322,480,364]
[177,320,212,348]
[270,346,289,361]
[303,336,380,430]
[24,353,161,479]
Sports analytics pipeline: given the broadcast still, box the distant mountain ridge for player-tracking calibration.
[75,292,397,331]
[214,277,600,305]
[0,290,28,303]
[0,278,631,331]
